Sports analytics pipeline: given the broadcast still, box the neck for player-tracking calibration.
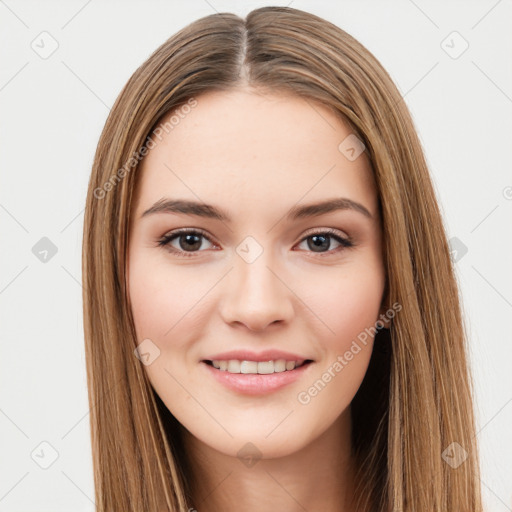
[180,408,357,512]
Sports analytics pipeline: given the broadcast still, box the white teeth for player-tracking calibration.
[285,361,296,371]
[227,360,241,373]
[256,361,274,374]
[210,358,305,374]
[240,361,258,374]
[273,359,286,372]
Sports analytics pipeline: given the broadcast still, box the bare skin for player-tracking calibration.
[127,87,388,511]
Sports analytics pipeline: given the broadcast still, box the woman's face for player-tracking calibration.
[127,88,387,459]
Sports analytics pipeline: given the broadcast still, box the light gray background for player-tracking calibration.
[1,0,511,510]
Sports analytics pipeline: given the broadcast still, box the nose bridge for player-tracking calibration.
[220,237,294,330]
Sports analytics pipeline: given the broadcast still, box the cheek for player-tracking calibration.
[326,284,381,346]
[129,261,171,341]
[128,250,200,341]
[305,260,385,349]
[295,270,383,414]
[295,257,384,393]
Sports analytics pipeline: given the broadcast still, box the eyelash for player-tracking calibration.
[156,228,354,258]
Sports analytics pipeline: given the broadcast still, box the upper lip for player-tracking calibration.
[203,350,314,363]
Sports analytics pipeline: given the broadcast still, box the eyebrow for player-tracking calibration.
[140,197,373,222]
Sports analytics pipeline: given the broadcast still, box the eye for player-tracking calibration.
[295,228,354,256]
[157,228,217,257]
[157,227,354,258]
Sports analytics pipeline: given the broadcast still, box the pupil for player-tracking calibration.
[181,234,201,251]
[309,234,329,252]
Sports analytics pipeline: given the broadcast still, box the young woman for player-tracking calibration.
[82,6,483,511]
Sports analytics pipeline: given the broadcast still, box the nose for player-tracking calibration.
[219,251,295,332]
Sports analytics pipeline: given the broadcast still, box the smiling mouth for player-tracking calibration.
[202,359,314,374]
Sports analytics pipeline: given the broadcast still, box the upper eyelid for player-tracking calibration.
[163,227,217,243]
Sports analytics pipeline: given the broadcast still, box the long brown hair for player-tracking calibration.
[82,6,483,511]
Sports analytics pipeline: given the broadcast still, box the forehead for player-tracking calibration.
[134,88,377,220]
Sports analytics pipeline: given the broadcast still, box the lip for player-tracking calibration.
[200,359,314,396]
[203,349,313,363]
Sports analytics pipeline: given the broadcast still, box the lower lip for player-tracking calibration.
[201,361,314,395]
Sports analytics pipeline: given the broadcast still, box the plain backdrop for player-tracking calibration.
[1,1,511,510]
